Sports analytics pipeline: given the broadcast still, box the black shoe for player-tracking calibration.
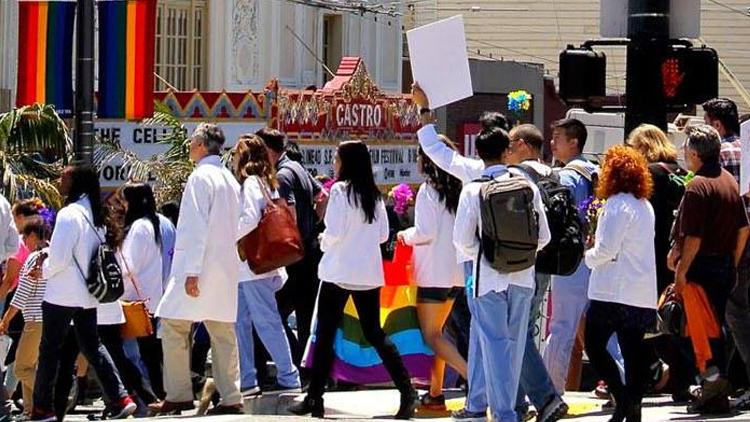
[288,396,324,418]
[395,389,417,420]
[688,378,732,414]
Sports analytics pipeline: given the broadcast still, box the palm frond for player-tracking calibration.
[0,104,72,162]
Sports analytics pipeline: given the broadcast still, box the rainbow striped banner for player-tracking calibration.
[97,0,156,120]
[16,0,76,117]
[304,285,434,385]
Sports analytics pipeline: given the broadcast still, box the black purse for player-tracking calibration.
[657,284,686,336]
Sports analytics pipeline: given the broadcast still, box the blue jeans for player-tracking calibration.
[543,265,625,394]
[466,285,533,422]
[516,273,557,413]
[236,277,300,390]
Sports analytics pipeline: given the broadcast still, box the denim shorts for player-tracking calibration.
[417,286,463,304]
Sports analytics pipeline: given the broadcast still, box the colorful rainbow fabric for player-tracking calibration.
[16,0,76,117]
[97,0,156,119]
[304,245,433,384]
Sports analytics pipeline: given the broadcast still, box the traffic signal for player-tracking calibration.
[559,46,606,105]
[661,46,718,105]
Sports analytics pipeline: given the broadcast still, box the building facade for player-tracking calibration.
[0,0,403,111]
[405,0,750,112]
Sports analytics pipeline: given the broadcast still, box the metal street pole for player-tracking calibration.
[74,0,95,164]
[624,0,670,134]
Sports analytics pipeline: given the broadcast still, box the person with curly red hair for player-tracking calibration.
[583,145,657,422]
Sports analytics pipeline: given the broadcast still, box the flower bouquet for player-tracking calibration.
[507,89,532,125]
[579,196,606,246]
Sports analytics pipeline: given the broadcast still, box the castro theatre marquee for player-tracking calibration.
[95,57,420,191]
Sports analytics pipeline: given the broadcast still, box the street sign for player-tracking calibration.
[600,0,700,38]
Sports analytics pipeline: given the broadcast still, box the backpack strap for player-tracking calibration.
[510,164,540,183]
[71,208,105,284]
[564,162,594,183]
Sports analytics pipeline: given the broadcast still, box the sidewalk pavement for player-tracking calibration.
[63,389,750,421]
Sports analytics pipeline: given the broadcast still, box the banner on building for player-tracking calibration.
[16,0,76,117]
[97,0,156,120]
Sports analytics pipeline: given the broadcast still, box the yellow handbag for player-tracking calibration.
[119,256,154,339]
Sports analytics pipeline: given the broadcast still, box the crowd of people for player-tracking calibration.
[0,90,746,422]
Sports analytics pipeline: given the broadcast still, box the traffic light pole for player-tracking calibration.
[74,0,96,165]
[624,0,670,134]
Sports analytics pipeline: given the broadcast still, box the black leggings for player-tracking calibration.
[99,325,158,404]
[136,319,164,399]
[308,283,411,399]
[585,301,654,411]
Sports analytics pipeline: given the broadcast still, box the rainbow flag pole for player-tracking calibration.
[97,0,156,120]
[16,0,77,116]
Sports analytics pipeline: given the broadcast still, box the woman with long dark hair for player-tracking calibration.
[232,134,300,397]
[397,136,465,410]
[97,183,164,406]
[289,141,417,419]
[33,165,135,421]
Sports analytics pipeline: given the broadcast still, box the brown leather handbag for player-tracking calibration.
[238,181,304,275]
[119,256,154,339]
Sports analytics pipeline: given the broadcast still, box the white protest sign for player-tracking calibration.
[741,120,750,196]
[406,15,473,109]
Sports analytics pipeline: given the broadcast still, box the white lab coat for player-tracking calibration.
[318,181,389,288]
[585,193,658,310]
[156,155,242,323]
[401,183,463,289]
[453,165,551,297]
[0,194,18,261]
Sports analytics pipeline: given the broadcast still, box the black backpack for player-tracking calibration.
[73,211,124,303]
[512,163,584,276]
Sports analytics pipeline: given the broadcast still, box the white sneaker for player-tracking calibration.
[733,390,750,410]
[241,386,262,398]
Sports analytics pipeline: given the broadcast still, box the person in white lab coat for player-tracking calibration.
[396,137,466,410]
[231,134,300,397]
[114,182,166,400]
[151,123,243,416]
[289,141,417,419]
[33,165,134,422]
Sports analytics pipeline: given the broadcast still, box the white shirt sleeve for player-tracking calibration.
[320,183,347,252]
[378,199,390,244]
[237,177,264,240]
[0,197,18,260]
[533,186,552,251]
[585,198,629,269]
[179,174,213,276]
[453,185,480,261]
[402,185,439,246]
[418,124,484,184]
[44,208,78,280]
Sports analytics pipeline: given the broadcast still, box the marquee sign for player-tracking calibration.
[276,57,420,142]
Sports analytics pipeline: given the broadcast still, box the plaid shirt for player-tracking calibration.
[720,134,741,184]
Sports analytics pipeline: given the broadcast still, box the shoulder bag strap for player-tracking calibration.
[257,177,278,210]
[118,252,144,300]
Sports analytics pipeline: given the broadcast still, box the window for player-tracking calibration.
[322,15,342,86]
[155,0,207,91]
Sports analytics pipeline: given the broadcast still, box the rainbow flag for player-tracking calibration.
[304,246,433,385]
[97,0,156,120]
[16,0,76,117]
